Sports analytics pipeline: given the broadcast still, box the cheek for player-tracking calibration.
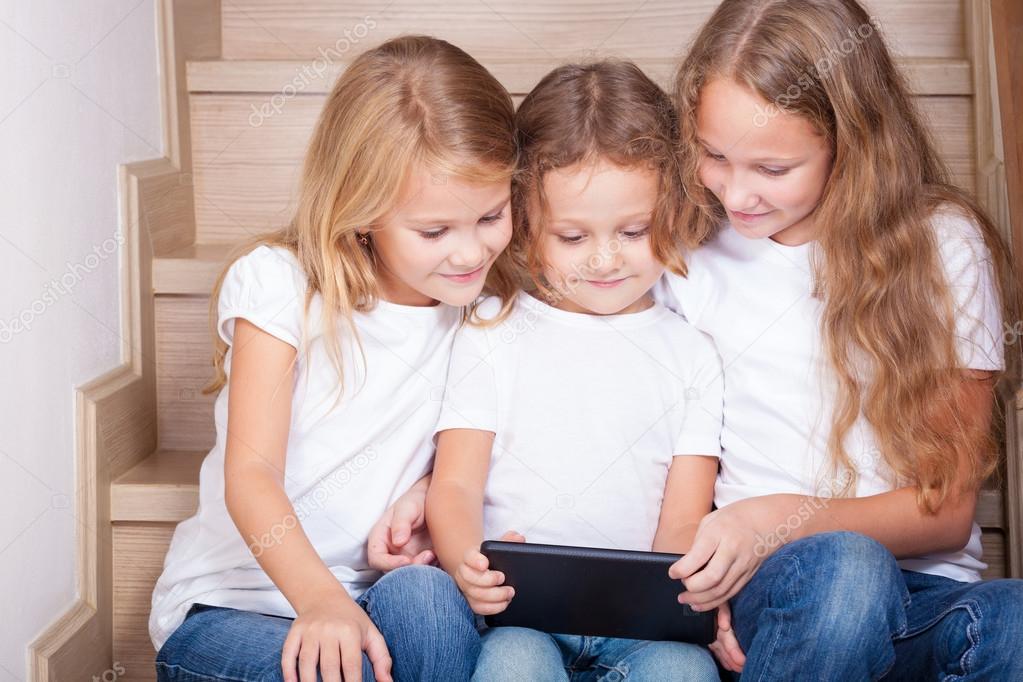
[770,174,824,210]
[488,220,514,252]
[697,161,723,196]
[377,232,433,277]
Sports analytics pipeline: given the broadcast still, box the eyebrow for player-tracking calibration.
[405,195,511,226]
[696,137,801,164]
[550,213,653,229]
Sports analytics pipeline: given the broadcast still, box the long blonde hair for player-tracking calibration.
[674,0,1020,512]
[204,36,517,399]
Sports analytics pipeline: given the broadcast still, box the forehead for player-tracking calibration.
[542,160,658,215]
[392,161,510,222]
[696,77,823,159]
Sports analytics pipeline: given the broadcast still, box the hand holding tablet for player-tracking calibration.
[480,540,718,645]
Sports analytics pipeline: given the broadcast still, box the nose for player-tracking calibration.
[585,238,624,277]
[717,169,760,213]
[447,230,488,272]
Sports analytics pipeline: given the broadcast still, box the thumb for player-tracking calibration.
[717,603,732,630]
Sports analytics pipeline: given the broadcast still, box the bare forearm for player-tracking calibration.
[762,486,977,557]
[652,519,701,554]
[426,480,484,574]
[226,466,355,613]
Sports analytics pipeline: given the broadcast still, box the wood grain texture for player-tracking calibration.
[113,524,176,682]
[156,296,218,451]
[112,450,205,522]
[219,0,965,61]
[186,57,974,96]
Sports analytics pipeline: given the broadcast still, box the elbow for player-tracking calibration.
[934,494,979,554]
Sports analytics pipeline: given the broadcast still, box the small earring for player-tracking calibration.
[358,233,369,246]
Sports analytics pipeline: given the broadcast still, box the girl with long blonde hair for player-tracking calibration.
[656,0,1023,677]
[149,36,517,682]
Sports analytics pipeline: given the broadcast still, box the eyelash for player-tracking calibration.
[556,227,650,245]
[419,211,505,240]
[704,150,789,177]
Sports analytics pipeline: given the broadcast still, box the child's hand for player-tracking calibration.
[456,530,524,615]
[282,593,392,682]
[707,601,746,673]
[668,496,785,611]
[366,486,435,572]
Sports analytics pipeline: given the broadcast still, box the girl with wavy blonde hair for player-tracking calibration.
[150,36,517,682]
[655,0,1023,678]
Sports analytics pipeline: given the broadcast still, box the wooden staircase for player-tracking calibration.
[32,2,1021,680]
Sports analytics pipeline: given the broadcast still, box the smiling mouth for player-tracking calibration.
[731,210,774,222]
[439,265,486,283]
[586,277,629,288]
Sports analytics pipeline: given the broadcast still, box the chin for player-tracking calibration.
[433,287,485,307]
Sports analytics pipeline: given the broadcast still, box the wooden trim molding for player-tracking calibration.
[989,0,1023,577]
[25,2,219,679]
[968,0,1022,577]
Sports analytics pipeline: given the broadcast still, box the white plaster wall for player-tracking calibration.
[0,1,161,678]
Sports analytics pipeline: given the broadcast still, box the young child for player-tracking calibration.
[149,36,518,682]
[427,61,722,681]
[656,0,1023,677]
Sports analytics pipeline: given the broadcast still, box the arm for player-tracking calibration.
[672,369,996,612]
[746,368,994,557]
[426,428,517,614]
[427,428,492,572]
[224,319,390,682]
[652,455,718,554]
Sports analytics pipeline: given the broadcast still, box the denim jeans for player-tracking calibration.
[155,565,480,681]
[471,626,719,681]
[730,530,1023,680]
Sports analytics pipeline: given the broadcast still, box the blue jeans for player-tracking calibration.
[730,530,1023,680]
[155,565,480,681]
[471,626,719,681]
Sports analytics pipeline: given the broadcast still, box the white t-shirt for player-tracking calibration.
[149,245,461,651]
[434,291,723,551]
[652,210,1004,582]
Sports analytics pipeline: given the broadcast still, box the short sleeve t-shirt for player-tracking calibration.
[652,210,1004,582]
[149,245,461,651]
[434,291,723,552]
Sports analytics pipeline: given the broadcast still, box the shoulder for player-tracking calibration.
[928,205,997,286]
[225,244,307,290]
[656,307,719,360]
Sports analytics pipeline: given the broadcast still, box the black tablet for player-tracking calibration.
[480,541,717,645]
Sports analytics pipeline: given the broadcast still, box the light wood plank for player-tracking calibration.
[156,297,218,451]
[219,1,965,61]
[190,93,317,243]
[977,487,1005,529]
[112,450,205,522]
[113,524,176,682]
[187,57,973,97]
[154,242,238,294]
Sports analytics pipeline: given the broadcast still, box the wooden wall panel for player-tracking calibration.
[219,1,965,61]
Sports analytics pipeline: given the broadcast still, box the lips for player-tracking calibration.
[731,209,773,223]
[586,277,628,288]
[439,264,486,284]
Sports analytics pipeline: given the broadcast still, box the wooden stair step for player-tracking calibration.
[111,449,205,522]
[187,57,973,97]
[154,242,237,295]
